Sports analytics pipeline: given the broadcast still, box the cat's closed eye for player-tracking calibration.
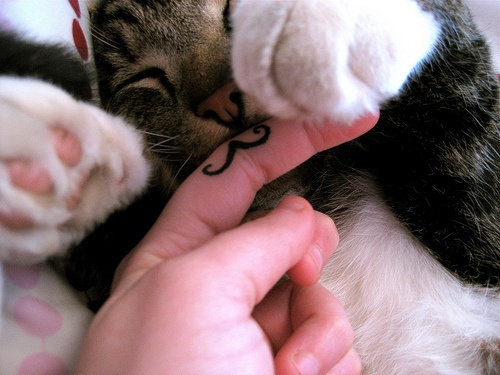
[114,67,177,100]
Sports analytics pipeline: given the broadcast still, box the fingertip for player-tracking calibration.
[328,349,362,375]
[335,110,380,145]
[287,212,338,286]
[287,248,322,286]
[276,196,313,214]
[275,284,355,375]
[293,353,321,375]
[316,212,338,254]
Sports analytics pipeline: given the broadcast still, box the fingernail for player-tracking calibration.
[308,243,324,272]
[280,197,308,212]
[294,353,320,375]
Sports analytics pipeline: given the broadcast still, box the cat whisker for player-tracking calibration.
[148,139,176,150]
[142,130,180,152]
[167,153,193,195]
[90,26,120,51]
[148,140,178,152]
[149,148,179,154]
[141,130,179,140]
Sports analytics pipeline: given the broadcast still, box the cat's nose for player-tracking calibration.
[196,81,241,124]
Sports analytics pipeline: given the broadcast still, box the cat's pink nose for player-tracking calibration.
[196,81,240,123]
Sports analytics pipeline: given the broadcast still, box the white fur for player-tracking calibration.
[232,1,499,372]
[231,0,439,124]
[0,76,150,263]
[321,176,500,374]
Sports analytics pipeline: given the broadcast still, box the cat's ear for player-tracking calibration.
[231,0,439,123]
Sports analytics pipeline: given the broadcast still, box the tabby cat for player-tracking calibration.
[1,0,499,373]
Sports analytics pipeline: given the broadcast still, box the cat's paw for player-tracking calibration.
[0,77,150,263]
[231,0,439,123]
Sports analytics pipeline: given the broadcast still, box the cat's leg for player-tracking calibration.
[231,0,440,123]
[0,77,150,263]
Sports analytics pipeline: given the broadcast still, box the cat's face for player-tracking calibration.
[92,0,266,182]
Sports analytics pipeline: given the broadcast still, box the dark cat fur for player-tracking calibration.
[0,32,92,101]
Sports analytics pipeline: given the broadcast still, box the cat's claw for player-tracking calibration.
[0,77,150,263]
[231,0,440,124]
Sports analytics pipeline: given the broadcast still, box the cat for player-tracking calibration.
[1,0,499,373]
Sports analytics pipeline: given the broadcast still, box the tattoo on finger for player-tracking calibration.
[202,124,271,176]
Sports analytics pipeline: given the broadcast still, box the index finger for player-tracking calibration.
[124,113,378,279]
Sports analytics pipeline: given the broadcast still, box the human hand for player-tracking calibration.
[74,113,378,374]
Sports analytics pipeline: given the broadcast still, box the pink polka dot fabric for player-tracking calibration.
[0,264,93,374]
